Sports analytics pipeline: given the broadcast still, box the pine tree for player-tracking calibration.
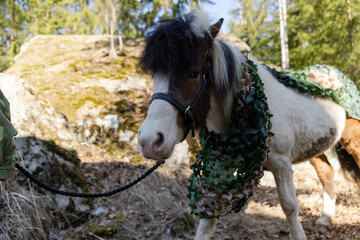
[231,0,359,85]
[287,0,360,83]
[230,0,280,65]
[0,0,216,71]
[0,0,27,71]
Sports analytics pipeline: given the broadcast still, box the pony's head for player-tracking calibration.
[138,10,237,160]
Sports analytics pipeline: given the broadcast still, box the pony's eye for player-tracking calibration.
[189,71,200,79]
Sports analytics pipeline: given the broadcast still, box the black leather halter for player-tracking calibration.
[150,55,213,142]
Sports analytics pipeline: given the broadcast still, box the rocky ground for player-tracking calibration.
[54,147,360,240]
[0,34,359,240]
[2,146,359,240]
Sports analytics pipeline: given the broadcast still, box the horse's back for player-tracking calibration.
[256,64,346,163]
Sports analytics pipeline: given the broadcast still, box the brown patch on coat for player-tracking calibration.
[168,74,211,130]
[310,154,335,199]
[340,118,360,169]
[295,128,336,162]
[167,42,212,130]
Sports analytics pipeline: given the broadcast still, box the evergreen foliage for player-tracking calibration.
[266,64,360,120]
[0,0,210,71]
[231,0,360,86]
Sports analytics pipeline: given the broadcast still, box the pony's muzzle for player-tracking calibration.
[138,129,169,160]
[138,97,183,160]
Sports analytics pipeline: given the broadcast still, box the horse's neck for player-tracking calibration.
[205,88,233,134]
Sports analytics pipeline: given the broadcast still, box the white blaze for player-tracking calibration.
[138,74,184,160]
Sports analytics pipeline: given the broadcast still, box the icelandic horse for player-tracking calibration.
[137,9,351,240]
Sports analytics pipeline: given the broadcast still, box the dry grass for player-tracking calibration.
[1,146,359,240]
[56,146,360,239]
[0,181,51,240]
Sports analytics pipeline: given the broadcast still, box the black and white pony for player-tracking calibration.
[138,9,346,240]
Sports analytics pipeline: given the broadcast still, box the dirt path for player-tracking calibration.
[56,146,359,240]
[211,162,360,240]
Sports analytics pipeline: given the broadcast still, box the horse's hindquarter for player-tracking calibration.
[257,64,346,163]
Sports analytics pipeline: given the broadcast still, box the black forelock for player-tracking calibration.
[140,14,206,77]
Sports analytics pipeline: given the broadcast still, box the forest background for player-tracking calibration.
[0,0,359,85]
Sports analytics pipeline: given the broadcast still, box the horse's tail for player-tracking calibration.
[335,144,360,195]
[335,118,360,194]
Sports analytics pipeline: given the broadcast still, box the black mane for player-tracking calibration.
[140,14,206,77]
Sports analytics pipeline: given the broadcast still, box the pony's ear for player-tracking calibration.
[210,18,224,39]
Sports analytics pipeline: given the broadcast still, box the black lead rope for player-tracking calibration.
[15,160,165,198]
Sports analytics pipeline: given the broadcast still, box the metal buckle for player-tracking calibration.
[185,106,191,117]
[184,106,195,137]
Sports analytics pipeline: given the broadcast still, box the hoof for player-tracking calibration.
[289,233,307,240]
[315,215,332,227]
[289,229,307,240]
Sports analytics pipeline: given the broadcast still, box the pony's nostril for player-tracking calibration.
[138,136,146,150]
[153,132,165,151]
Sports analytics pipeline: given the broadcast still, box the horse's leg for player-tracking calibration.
[265,153,306,240]
[194,218,217,240]
[310,153,335,227]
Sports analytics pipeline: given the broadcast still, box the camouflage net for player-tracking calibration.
[266,64,360,120]
[187,62,360,219]
[187,59,273,218]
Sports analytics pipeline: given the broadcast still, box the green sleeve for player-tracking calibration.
[0,90,18,180]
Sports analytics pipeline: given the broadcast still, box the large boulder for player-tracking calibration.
[5,35,150,152]
[4,34,193,165]
[0,74,77,148]
[0,74,89,210]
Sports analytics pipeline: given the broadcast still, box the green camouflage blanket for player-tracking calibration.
[266,65,360,120]
[0,90,18,180]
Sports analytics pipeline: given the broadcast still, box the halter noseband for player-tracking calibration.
[150,55,213,142]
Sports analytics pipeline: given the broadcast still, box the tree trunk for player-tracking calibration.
[278,0,289,69]
[237,0,245,25]
[105,10,109,34]
[347,0,354,49]
[164,0,169,17]
[73,23,78,33]
[109,0,117,58]
[45,10,50,32]
[10,0,15,43]
[34,16,39,35]
[118,36,124,56]
[10,28,14,43]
